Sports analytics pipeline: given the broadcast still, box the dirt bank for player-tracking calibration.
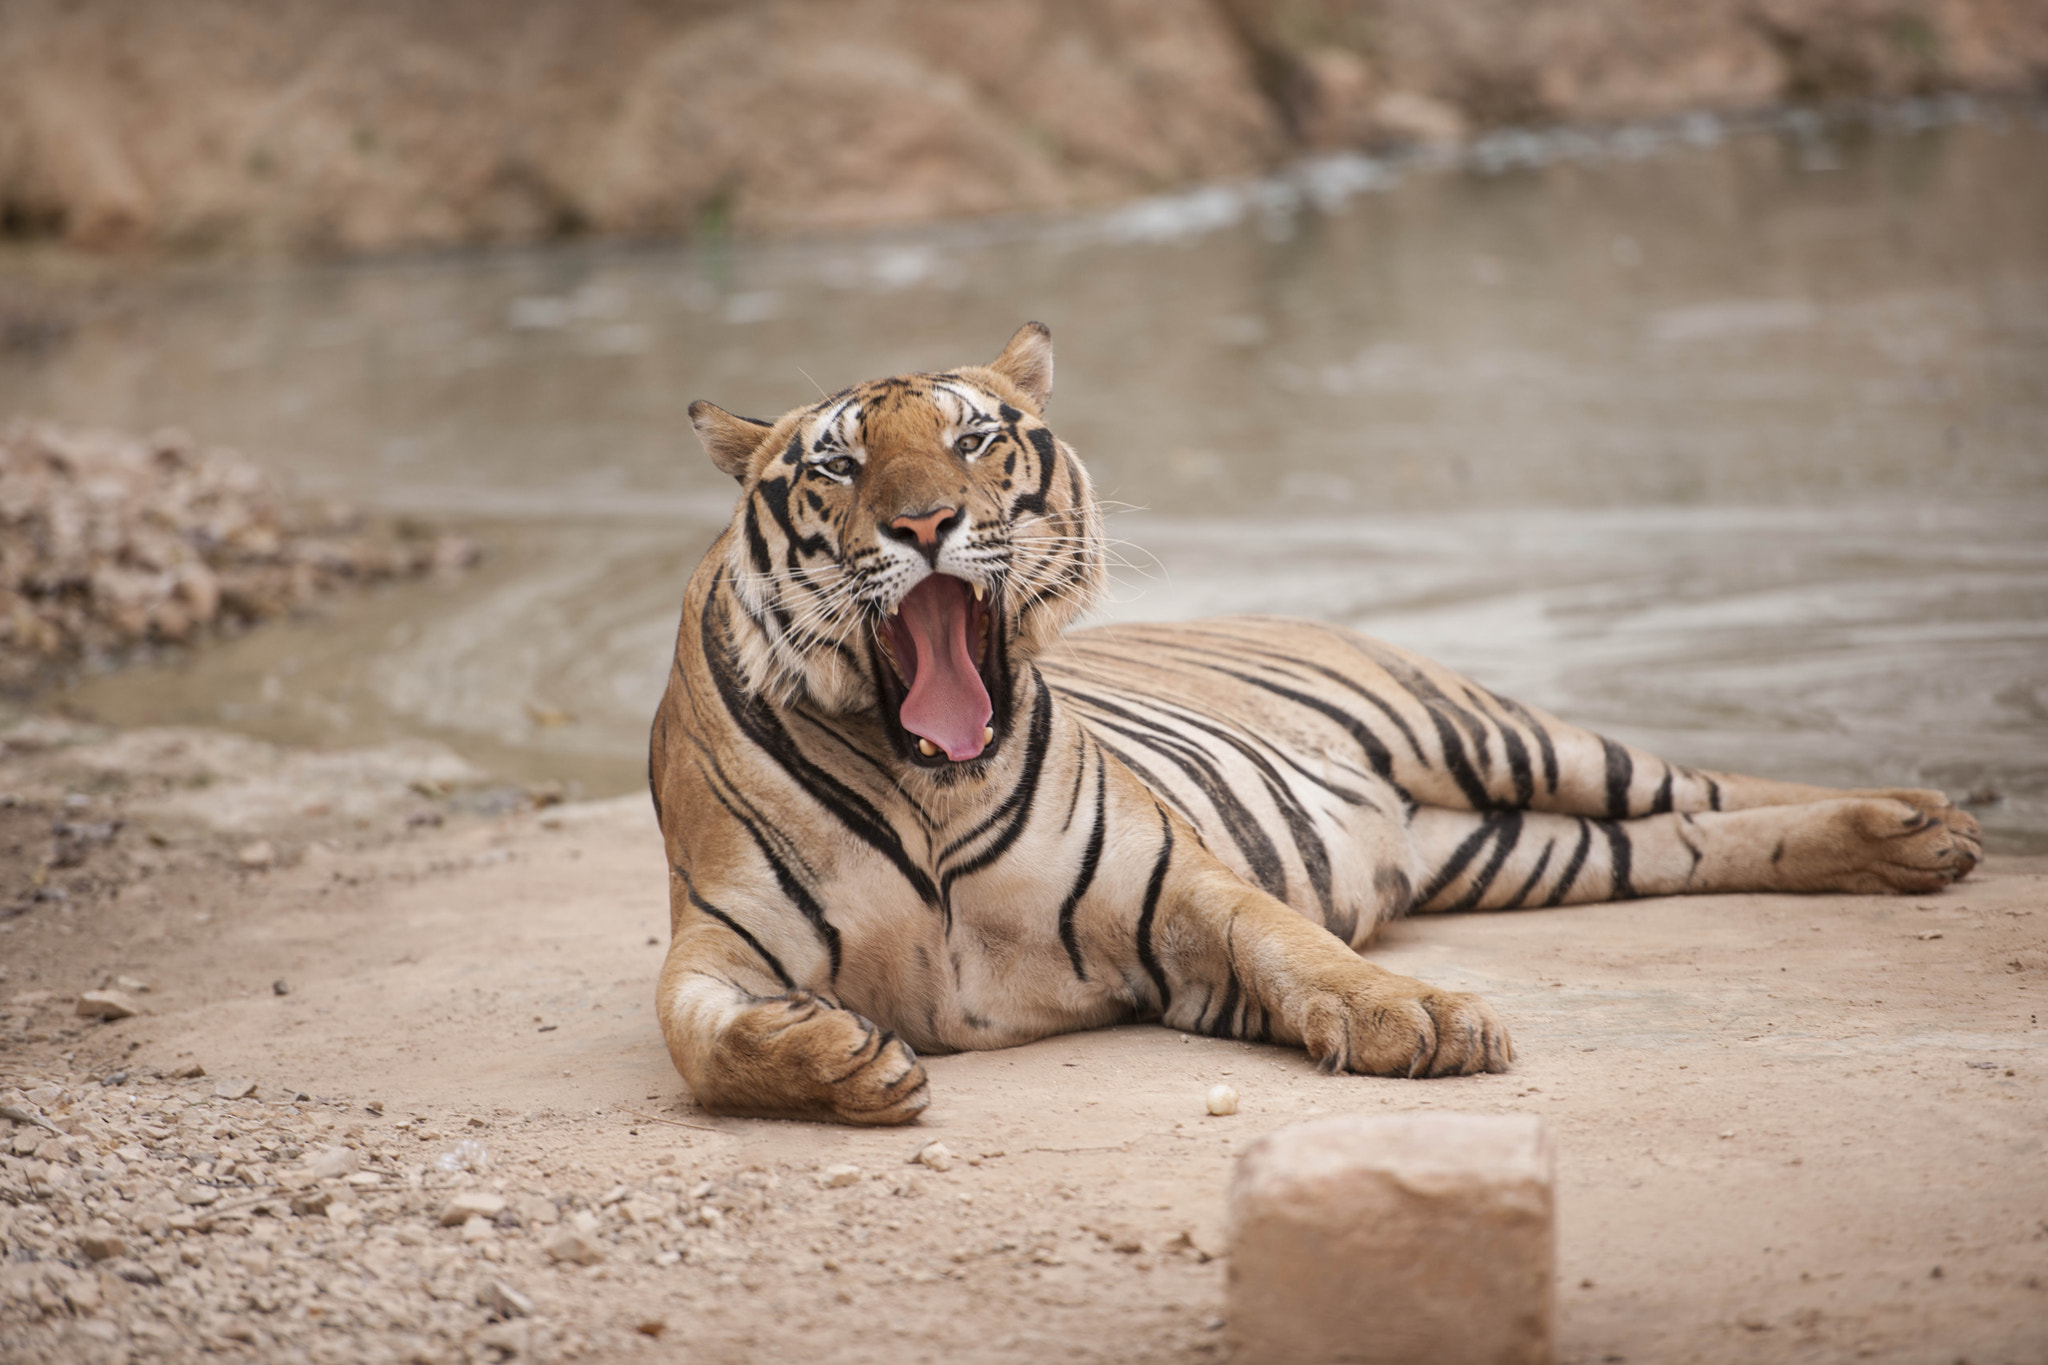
[2,0,2044,254]
[2,720,2044,1363]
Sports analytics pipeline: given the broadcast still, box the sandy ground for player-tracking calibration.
[2,720,2045,1365]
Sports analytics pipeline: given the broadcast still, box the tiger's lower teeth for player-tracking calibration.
[982,727,995,745]
[918,739,939,757]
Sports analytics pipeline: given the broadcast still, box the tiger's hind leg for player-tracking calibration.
[1405,798,1978,911]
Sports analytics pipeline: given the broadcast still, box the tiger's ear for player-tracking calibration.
[688,401,775,482]
[989,321,1054,412]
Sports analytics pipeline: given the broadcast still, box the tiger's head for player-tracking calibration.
[688,323,1104,772]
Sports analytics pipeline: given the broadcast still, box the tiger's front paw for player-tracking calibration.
[701,991,931,1125]
[1297,971,1513,1078]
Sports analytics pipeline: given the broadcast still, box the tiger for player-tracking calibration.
[647,322,1982,1125]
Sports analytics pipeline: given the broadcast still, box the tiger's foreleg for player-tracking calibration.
[1102,808,1513,1076]
[1407,798,1978,913]
[655,917,929,1125]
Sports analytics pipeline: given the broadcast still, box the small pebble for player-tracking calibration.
[237,840,276,869]
[439,1191,508,1226]
[819,1163,862,1188]
[214,1077,257,1100]
[1206,1083,1240,1117]
[75,989,139,1021]
[912,1141,955,1172]
[479,1279,534,1319]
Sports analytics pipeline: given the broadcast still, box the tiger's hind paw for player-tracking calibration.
[1828,798,1980,894]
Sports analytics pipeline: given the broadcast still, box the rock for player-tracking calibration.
[289,1190,333,1217]
[307,1145,360,1180]
[479,1279,534,1319]
[461,1217,497,1243]
[513,1194,559,1227]
[213,1077,256,1100]
[541,1226,605,1266]
[60,1269,102,1315]
[113,975,152,993]
[77,1225,127,1260]
[237,840,276,869]
[174,1185,220,1206]
[326,1201,362,1228]
[170,1063,206,1079]
[1228,1114,1554,1365]
[1206,1083,1240,1116]
[912,1141,955,1172]
[477,1322,529,1356]
[75,990,139,1021]
[818,1164,862,1189]
[439,1191,508,1226]
[636,1318,668,1338]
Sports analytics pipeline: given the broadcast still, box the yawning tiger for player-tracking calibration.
[647,323,1979,1124]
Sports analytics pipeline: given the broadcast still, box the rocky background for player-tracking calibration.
[1,0,2043,255]
[0,424,478,695]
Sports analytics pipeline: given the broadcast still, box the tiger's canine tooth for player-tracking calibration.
[917,738,939,757]
[972,581,986,601]
[981,727,994,745]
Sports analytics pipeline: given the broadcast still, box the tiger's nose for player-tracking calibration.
[888,507,961,560]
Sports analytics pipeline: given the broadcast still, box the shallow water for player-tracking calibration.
[6,102,2046,849]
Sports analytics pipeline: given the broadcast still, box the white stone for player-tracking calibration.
[911,1141,954,1172]
[1227,1113,1555,1365]
[307,1145,360,1180]
[818,1163,861,1189]
[1206,1083,1239,1116]
[439,1191,507,1226]
[75,990,139,1021]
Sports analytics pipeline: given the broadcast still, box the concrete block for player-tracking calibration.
[1226,1113,1554,1365]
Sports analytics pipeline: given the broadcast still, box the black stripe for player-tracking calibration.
[940,681,1057,908]
[1382,667,1496,810]
[701,571,940,906]
[681,878,795,990]
[1705,774,1722,812]
[1599,820,1635,899]
[699,763,842,978]
[1416,817,1497,909]
[1649,767,1674,816]
[1446,812,1523,912]
[1602,738,1634,820]
[1491,693,1560,795]
[1016,427,1057,516]
[1207,970,1241,1039]
[1058,731,1087,833]
[1057,760,1108,981]
[1134,809,1174,1013]
[1154,661,1413,807]
[1545,820,1595,906]
[1066,686,1334,915]
[1504,839,1555,909]
[1473,690,1535,807]
[1068,695,1288,902]
[1139,634,1427,766]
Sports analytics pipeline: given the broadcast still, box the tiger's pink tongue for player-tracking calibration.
[893,575,990,761]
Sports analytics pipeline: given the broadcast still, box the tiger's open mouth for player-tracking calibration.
[876,574,997,765]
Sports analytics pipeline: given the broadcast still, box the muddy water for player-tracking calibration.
[6,102,2046,849]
